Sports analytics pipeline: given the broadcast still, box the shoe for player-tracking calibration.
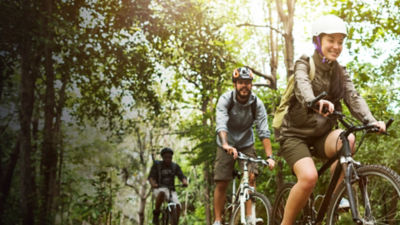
[338,198,350,209]
[153,209,160,225]
[212,221,222,225]
[245,216,256,225]
[255,218,263,224]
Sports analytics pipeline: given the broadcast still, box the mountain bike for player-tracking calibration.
[222,152,272,225]
[159,185,185,225]
[272,92,400,225]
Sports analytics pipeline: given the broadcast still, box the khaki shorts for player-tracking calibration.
[214,145,258,181]
[153,187,180,205]
[279,133,329,169]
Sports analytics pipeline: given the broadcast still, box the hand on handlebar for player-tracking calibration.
[371,121,386,133]
[182,179,189,187]
[266,158,275,170]
[315,99,334,117]
[222,144,238,159]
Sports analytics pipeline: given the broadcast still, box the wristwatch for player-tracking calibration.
[267,155,274,160]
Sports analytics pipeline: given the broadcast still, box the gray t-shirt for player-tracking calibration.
[215,90,271,149]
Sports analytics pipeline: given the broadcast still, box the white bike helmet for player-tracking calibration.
[311,14,347,37]
[312,15,347,62]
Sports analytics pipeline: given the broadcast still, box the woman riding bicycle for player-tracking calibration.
[277,14,386,225]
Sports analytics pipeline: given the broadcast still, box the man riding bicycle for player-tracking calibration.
[213,67,275,225]
[148,147,188,225]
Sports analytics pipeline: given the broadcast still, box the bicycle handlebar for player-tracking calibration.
[160,184,188,190]
[237,152,269,167]
[307,93,394,134]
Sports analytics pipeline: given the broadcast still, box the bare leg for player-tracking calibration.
[245,173,256,216]
[324,129,355,191]
[155,191,166,210]
[153,191,166,225]
[214,180,230,222]
[280,157,318,225]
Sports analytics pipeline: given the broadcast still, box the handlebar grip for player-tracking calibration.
[380,118,395,135]
[307,91,328,108]
[386,118,394,129]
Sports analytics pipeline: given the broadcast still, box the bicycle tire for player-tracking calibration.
[326,164,400,225]
[161,210,168,225]
[168,205,179,225]
[271,182,314,225]
[229,191,272,225]
[223,199,235,225]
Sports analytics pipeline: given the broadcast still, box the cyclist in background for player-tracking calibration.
[277,15,386,225]
[213,67,275,225]
[148,147,188,225]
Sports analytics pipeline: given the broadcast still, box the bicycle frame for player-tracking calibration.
[229,153,267,224]
[312,114,388,225]
[312,130,354,224]
[303,91,394,224]
[238,159,255,224]
[160,186,180,225]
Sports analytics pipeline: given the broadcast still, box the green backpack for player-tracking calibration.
[272,56,316,131]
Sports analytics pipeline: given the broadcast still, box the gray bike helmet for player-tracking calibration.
[232,67,254,82]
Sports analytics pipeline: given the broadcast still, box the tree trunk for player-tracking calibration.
[268,3,278,89]
[0,138,20,220]
[203,165,212,225]
[275,0,296,79]
[138,180,148,225]
[19,30,37,225]
[52,70,69,224]
[40,0,58,222]
[200,97,212,225]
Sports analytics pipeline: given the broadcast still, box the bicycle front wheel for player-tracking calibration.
[271,182,313,225]
[230,191,272,225]
[168,206,178,225]
[326,165,400,225]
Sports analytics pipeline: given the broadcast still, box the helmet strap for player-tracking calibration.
[314,36,329,63]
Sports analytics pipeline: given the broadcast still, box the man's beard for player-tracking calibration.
[236,87,251,99]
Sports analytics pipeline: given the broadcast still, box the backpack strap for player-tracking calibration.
[227,91,234,113]
[299,55,315,81]
[251,96,257,120]
[156,160,162,185]
[228,91,257,121]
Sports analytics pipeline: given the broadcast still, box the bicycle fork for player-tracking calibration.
[342,158,366,225]
[240,169,250,224]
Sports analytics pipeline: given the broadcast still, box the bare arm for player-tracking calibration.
[262,138,275,169]
[218,131,238,159]
[148,177,158,188]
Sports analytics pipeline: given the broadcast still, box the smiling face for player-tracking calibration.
[320,33,346,61]
[234,79,252,102]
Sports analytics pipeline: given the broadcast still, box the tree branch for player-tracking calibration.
[122,168,140,194]
[253,83,273,89]
[275,0,287,23]
[236,23,284,36]
[246,66,276,89]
